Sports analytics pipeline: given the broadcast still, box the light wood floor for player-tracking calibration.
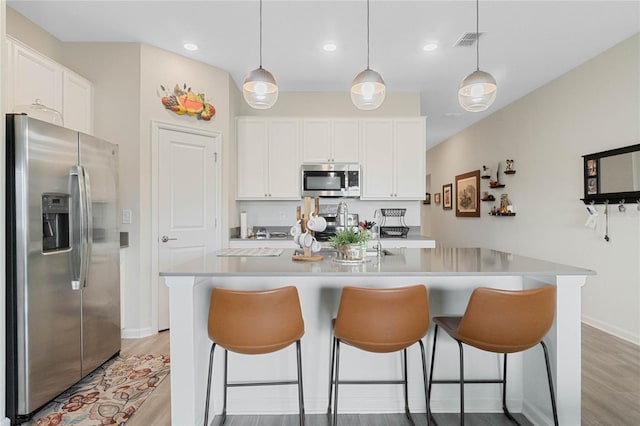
[124,324,640,425]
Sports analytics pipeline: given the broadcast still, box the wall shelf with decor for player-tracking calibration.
[489,211,516,217]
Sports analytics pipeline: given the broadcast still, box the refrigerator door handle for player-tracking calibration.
[69,165,90,290]
[82,168,93,287]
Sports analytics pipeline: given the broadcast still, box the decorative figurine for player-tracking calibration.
[504,159,516,174]
[489,162,505,188]
[500,194,512,214]
[481,165,492,179]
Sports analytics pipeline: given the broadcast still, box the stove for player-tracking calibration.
[313,213,359,241]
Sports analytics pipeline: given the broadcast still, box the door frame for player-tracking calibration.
[151,121,222,333]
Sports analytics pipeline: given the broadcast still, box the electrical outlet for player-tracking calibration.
[122,209,132,224]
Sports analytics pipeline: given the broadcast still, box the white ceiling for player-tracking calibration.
[7,0,640,148]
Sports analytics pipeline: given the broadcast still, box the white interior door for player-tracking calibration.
[157,127,219,331]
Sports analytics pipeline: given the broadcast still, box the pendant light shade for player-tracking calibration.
[351,68,386,111]
[243,66,278,110]
[351,0,385,110]
[458,70,497,112]
[244,0,278,109]
[459,0,497,112]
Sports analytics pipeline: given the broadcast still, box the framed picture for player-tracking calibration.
[434,192,441,204]
[442,184,453,210]
[455,170,480,217]
[423,193,431,204]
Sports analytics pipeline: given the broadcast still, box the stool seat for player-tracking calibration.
[204,286,305,426]
[428,286,559,426]
[329,285,431,426]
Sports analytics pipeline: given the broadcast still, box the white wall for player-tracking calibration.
[237,91,420,117]
[425,34,640,344]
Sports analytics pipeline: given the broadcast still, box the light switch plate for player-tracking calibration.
[122,209,132,224]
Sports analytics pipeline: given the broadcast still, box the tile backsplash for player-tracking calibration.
[236,199,422,228]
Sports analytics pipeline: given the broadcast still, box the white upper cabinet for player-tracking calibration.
[7,40,63,115]
[302,119,359,163]
[237,117,301,200]
[361,118,426,200]
[63,70,94,133]
[6,37,94,134]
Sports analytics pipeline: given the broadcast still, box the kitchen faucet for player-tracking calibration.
[374,209,382,256]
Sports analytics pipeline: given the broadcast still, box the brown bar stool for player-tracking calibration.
[203,286,305,426]
[328,285,432,426]
[428,286,559,425]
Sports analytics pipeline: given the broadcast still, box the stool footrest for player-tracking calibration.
[228,380,299,388]
[430,379,504,384]
[335,379,405,385]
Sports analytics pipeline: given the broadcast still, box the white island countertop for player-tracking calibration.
[162,247,593,426]
[160,247,594,277]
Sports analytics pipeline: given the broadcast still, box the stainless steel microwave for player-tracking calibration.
[301,163,360,198]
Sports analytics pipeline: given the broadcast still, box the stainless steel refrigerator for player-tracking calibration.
[5,114,121,423]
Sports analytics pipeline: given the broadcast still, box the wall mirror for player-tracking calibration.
[582,143,640,204]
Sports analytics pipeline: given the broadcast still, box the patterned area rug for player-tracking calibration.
[28,354,170,426]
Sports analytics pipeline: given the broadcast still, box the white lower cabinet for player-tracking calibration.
[361,118,426,200]
[237,118,301,200]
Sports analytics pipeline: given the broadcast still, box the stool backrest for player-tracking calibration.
[334,285,429,353]
[457,286,556,353]
[208,286,304,354]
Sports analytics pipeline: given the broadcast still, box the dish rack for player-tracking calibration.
[379,208,409,238]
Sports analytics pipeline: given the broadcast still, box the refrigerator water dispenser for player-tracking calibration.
[42,193,70,252]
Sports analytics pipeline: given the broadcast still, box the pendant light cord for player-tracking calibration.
[259,0,263,68]
[366,0,370,69]
[476,0,480,71]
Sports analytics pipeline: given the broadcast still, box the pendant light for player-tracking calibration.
[243,0,278,109]
[458,0,497,112]
[351,0,386,110]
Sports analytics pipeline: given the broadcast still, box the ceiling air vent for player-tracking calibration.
[454,32,483,47]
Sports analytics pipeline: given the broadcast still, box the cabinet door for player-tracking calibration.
[302,119,331,163]
[332,119,360,163]
[268,119,301,199]
[237,118,268,199]
[8,41,63,117]
[63,70,94,134]
[395,119,426,199]
[361,120,394,199]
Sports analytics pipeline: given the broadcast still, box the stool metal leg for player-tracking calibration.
[327,336,337,415]
[418,340,431,426]
[296,340,305,426]
[204,342,217,426]
[221,349,228,424]
[333,339,341,426]
[541,341,559,426]
[501,353,519,424]
[457,340,464,426]
[427,324,439,403]
[403,348,410,420]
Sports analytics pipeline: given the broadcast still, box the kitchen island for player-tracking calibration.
[162,247,592,425]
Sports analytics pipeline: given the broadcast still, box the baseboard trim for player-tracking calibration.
[582,316,640,346]
[121,327,156,339]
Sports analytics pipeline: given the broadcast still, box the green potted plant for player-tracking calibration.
[330,228,370,261]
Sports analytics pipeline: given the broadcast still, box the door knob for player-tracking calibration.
[161,235,178,243]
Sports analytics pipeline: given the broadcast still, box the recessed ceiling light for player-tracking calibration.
[183,43,198,51]
[423,43,438,52]
[323,43,337,52]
